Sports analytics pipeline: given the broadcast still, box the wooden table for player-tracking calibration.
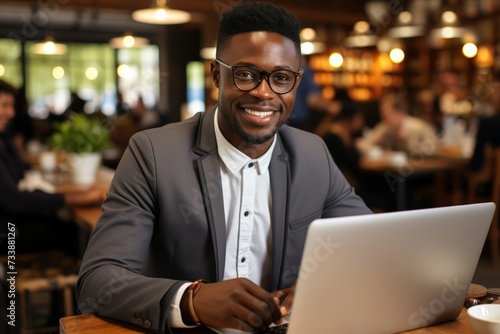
[60,308,474,334]
[43,167,112,253]
[73,206,103,233]
[359,152,469,210]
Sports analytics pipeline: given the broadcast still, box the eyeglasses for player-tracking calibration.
[215,59,302,95]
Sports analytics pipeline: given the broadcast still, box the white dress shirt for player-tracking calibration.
[169,108,275,328]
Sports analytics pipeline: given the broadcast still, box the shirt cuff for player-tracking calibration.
[168,282,196,328]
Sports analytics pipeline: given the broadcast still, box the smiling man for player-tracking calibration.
[77,2,371,333]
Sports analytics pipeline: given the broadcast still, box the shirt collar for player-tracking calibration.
[214,107,276,175]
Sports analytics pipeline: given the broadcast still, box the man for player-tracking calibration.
[76,3,371,333]
[0,79,105,255]
[366,94,437,154]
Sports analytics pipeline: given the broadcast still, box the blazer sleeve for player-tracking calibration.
[76,131,185,333]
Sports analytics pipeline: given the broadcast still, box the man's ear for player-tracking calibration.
[210,61,220,88]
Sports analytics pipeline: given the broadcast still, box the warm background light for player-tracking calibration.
[117,64,130,78]
[462,43,478,58]
[474,45,494,67]
[0,64,4,77]
[85,67,98,80]
[329,52,343,68]
[442,11,457,24]
[52,66,65,79]
[354,21,370,34]
[300,28,317,41]
[389,48,405,63]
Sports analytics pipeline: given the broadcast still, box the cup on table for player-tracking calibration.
[39,151,57,173]
[467,304,500,334]
[390,151,407,167]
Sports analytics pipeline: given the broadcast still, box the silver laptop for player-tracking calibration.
[285,202,495,334]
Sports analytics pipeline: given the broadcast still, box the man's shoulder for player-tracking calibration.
[278,125,327,155]
[131,113,203,144]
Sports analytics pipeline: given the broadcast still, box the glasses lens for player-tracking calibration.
[269,70,296,93]
[232,66,296,94]
[233,67,260,91]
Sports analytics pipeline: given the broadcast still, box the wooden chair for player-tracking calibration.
[465,146,500,266]
[1,251,81,334]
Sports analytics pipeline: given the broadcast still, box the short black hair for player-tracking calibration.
[216,2,301,60]
[0,79,16,97]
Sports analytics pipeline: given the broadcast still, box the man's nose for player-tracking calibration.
[249,77,275,98]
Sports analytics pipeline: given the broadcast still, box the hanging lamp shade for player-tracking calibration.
[32,37,67,55]
[132,0,191,25]
[109,32,149,48]
[430,10,466,40]
[388,11,425,39]
[343,21,379,48]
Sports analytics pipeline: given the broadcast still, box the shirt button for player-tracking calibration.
[241,257,246,263]
[248,162,254,168]
[244,211,249,217]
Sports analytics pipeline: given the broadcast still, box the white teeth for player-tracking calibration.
[244,108,274,118]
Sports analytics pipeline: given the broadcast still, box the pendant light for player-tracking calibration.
[109,32,149,49]
[132,0,191,25]
[32,37,67,55]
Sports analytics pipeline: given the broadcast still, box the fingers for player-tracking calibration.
[238,280,281,327]
[272,283,296,316]
[192,278,281,331]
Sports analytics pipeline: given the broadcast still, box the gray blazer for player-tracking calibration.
[76,107,371,332]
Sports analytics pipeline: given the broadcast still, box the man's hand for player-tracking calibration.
[272,281,296,317]
[181,278,282,332]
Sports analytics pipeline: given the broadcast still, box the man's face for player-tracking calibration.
[211,31,301,153]
[0,92,15,133]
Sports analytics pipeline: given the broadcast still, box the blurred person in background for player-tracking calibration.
[432,69,467,133]
[11,85,34,160]
[322,100,394,212]
[470,83,500,171]
[365,94,438,154]
[287,57,339,132]
[322,100,364,185]
[0,79,105,256]
[130,96,161,130]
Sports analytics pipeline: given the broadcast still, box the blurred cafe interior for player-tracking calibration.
[0,0,500,333]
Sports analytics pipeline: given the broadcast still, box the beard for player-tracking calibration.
[222,108,285,145]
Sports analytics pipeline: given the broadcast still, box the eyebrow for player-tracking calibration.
[232,62,297,71]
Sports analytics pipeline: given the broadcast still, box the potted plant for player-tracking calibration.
[50,113,112,185]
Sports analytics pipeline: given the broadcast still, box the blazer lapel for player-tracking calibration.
[194,107,227,282]
[269,136,289,290]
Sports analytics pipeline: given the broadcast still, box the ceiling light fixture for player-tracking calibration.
[343,21,379,48]
[387,11,425,39]
[132,0,191,25]
[429,10,466,41]
[109,32,149,48]
[32,37,67,55]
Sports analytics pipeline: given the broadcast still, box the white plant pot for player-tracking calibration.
[67,152,101,185]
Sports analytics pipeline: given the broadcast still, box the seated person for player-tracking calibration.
[288,58,339,132]
[0,79,106,255]
[366,94,438,154]
[322,101,364,185]
[76,3,371,333]
[470,85,500,171]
